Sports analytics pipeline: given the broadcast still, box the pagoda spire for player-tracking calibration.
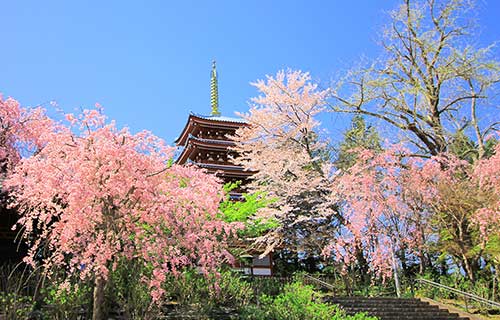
[210,60,221,116]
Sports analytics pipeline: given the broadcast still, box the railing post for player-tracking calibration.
[410,278,415,298]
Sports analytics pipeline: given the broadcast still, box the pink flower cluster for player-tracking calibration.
[0,96,54,172]
[5,106,239,303]
[329,145,500,278]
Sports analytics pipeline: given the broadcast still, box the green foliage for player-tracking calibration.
[166,157,174,168]
[336,115,381,170]
[40,282,92,320]
[220,182,278,238]
[449,134,498,161]
[484,137,499,159]
[211,271,254,307]
[166,269,254,313]
[0,292,34,319]
[485,234,500,264]
[263,282,334,320]
[448,130,478,163]
[0,262,93,320]
[108,258,160,319]
[301,131,333,172]
[246,276,291,297]
[239,281,378,320]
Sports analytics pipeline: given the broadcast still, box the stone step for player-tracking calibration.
[343,310,460,316]
[329,301,432,307]
[350,317,468,320]
[325,296,472,320]
[343,306,447,312]
[329,298,428,304]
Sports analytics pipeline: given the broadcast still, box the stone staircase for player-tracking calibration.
[326,297,471,320]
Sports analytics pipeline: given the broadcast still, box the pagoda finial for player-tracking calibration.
[210,60,221,116]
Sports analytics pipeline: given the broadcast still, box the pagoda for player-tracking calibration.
[175,61,253,194]
[174,62,274,276]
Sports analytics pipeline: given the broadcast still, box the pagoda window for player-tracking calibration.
[207,152,215,162]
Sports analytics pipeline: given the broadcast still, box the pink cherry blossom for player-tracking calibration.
[5,107,240,304]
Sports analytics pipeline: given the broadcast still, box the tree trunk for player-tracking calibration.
[355,243,369,285]
[342,272,352,296]
[461,253,476,283]
[418,226,428,274]
[418,250,425,274]
[391,245,401,297]
[93,275,107,320]
[398,247,409,277]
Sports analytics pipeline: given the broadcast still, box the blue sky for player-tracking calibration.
[2,1,500,145]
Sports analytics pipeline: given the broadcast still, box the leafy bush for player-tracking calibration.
[0,262,92,320]
[108,259,160,319]
[220,183,278,238]
[0,292,35,319]
[165,269,254,316]
[246,276,292,297]
[40,281,91,320]
[239,281,378,320]
[212,270,254,307]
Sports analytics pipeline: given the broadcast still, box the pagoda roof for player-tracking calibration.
[188,134,235,146]
[192,162,254,177]
[175,134,237,164]
[175,112,248,146]
[192,162,245,171]
[194,113,247,124]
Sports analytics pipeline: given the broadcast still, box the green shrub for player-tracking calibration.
[239,281,378,320]
[246,276,291,297]
[219,183,278,238]
[211,270,254,307]
[0,292,35,319]
[167,270,253,307]
[108,259,160,319]
[40,281,92,320]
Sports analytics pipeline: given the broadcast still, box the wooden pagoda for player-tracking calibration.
[175,61,254,197]
[174,62,273,275]
[175,113,252,180]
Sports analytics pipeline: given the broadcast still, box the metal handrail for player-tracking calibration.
[303,274,336,293]
[416,278,500,309]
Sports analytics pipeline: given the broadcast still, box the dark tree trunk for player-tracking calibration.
[355,244,369,285]
[92,275,107,320]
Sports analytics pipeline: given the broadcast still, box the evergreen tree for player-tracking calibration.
[336,115,381,170]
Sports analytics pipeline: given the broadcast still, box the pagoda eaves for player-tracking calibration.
[175,113,247,146]
[175,113,251,182]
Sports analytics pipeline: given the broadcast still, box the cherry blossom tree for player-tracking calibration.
[474,146,500,235]
[329,141,500,288]
[232,71,432,287]
[470,142,500,280]
[0,95,54,253]
[234,68,499,292]
[231,69,338,264]
[5,108,239,320]
[327,146,433,295]
[0,95,53,179]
